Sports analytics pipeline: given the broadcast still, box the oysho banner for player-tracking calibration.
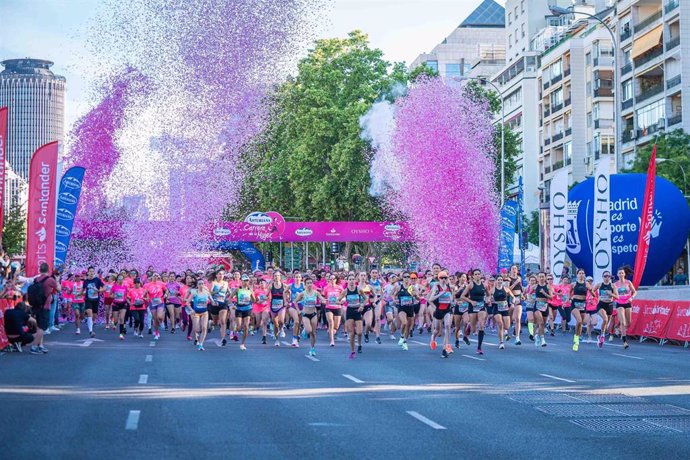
[26,141,59,276]
[55,166,85,267]
[0,107,7,242]
[593,155,612,280]
[549,169,568,277]
[497,200,518,272]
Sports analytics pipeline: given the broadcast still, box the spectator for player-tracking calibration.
[673,268,688,286]
[29,262,60,353]
[4,302,44,354]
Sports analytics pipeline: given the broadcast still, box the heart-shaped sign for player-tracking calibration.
[567,173,690,285]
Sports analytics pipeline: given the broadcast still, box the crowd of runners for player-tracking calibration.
[3,262,638,358]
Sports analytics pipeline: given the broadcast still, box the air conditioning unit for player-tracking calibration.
[658,118,666,129]
[629,129,637,139]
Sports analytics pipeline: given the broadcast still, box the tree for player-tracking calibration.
[247,31,406,223]
[463,80,520,201]
[408,63,439,81]
[524,210,540,246]
[2,202,26,256]
[627,129,690,199]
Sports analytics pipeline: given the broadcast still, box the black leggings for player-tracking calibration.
[131,310,146,333]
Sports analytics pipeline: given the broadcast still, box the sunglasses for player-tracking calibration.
[604,274,611,278]
[403,276,410,279]
[440,277,448,280]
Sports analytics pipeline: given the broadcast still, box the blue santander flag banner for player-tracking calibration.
[55,167,86,267]
[567,173,690,285]
[498,200,518,272]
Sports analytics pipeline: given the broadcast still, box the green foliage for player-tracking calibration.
[464,80,521,199]
[2,202,26,256]
[408,63,439,82]
[627,129,690,198]
[524,211,540,246]
[247,31,406,221]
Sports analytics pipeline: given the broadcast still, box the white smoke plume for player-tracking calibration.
[359,99,401,197]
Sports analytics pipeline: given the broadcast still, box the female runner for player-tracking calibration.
[368,269,384,344]
[103,274,115,329]
[545,274,559,336]
[453,273,471,348]
[288,272,305,347]
[393,272,419,351]
[490,273,515,350]
[614,266,637,349]
[252,279,270,344]
[111,275,128,340]
[358,272,376,344]
[127,279,147,337]
[570,269,588,351]
[210,270,230,346]
[268,271,289,347]
[533,272,551,347]
[233,275,255,351]
[294,276,327,357]
[165,272,183,334]
[461,269,488,355]
[339,274,365,358]
[508,265,523,345]
[592,271,618,349]
[185,278,211,351]
[323,274,344,347]
[383,273,399,340]
[144,273,167,341]
[428,271,454,357]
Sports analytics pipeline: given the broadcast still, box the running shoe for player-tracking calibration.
[75,328,80,335]
[309,347,316,356]
[90,331,96,338]
[572,342,579,352]
[390,334,396,340]
[119,334,124,340]
[30,346,42,355]
[13,343,22,353]
[598,334,604,349]
[463,336,470,346]
[262,336,267,345]
[398,337,405,346]
[550,329,555,337]
[240,344,246,351]
[529,334,534,342]
[364,334,369,343]
[455,339,460,348]
[505,334,511,342]
[349,351,356,359]
[232,334,239,342]
[357,345,362,353]
[198,344,205,351]
[194,339,198,345]
[541,338,547,347]
[430,339,437,350]
[418,327,423,335]
[37,345,48,354]
[376,337,381,344]
[445,344,453,354]
[499,342,505,350]
[291,338,299,347]
[222,338,227,346]
[154,332,159,341]
[274,340,280,347]
[402,342,408,351]
[187,335,192,341]
[279,329,286,338]
[535,335,541,347]
[476,348,483,355]
[441,349,448,359]
[527,323,534,336]
[171,327,176,334]
[608,334,614,342]
[330,341,335,347]
[515,339,522,346]
[623,340,629,349]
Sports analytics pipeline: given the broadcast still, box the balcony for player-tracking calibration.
[620,28,632,42]
[553,160,564,171]
[638,122,663,139]
[634,11,662,33]
[551,103,563,113]
[545,138,551,146]
[594,87,613,98]
[565,127,572,137]
[622,129,636,144]
[634,46,663,68]
[668,114,682,127]
[667,75,681,90]
[552,132,564,143]
[544,165,552,174]
[564,97,571,107]
[544,80,551,90]
[622,98,634,110]
[636,83,665,104]
[621,63,632,76]
[544,107,551,117]
[666,36,680,51]
[665,0,679,14]
[551,74,563,85]
[564,68,571,78]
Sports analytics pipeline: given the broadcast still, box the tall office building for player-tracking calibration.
[0,58,66,211]
[410,0,506,81]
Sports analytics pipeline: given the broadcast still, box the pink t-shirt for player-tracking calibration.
[128,287,147,310]
[72,281,85,303]
[323,285,343,310]
[62,280,74,301]
[111,284,127,304]
[145,281,166,306]
[253,288,269,312]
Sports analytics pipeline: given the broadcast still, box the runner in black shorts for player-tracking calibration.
[339,274,364,359]
[490,274,514,350]
[593,271,618,349]
[428,270,453,358]
[83,266,104,338]
[453,273,471,348]
[392,271,419,351]
[461,269,488,355]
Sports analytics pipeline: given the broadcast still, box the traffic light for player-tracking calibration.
[331,242,339,254]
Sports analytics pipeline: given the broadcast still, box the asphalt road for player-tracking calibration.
[2,323,690,460]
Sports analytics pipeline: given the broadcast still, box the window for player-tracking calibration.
[550,60,562,78]
[551,88,563,106]
[593,102,600,121]
[587,112,593,128]
[585,52,591,66]
[636,99,665,131]
[622,79,633,101]
[463,63,472,75]
[445,63,461,79]
[425,60,438,72]
[508,13,512,25]
[564,141,572,166]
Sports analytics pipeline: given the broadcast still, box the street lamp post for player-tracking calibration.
[656,157,690,275]
[455,76,505,206]
[549,5,619,173]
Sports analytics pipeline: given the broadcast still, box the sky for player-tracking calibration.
[0,0,504,130]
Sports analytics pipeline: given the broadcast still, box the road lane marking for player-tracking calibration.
[462,354,485,361]
[281,341,292,347]
[149,341,156,347]
[145,355,153,362]
[468,338,498,347]
[125,410,140,430]
[540,373,576,383]
[411,340,426,346]
[342,374,364,384]
[406,411,446,430]
[612,353,643,360]
[305,354,320,362]
[138,374,149,384]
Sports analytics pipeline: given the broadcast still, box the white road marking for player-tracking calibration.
[145,355,153,362]
[281,341,293,347]
[149,341,156,347]
[462,354,485,361]
[125,410,140,430]
[305,354,320,362]
[406,411,446,430]
[342,374,364,384]
[410,340,426,346]
[308,422,346,427]
[540,373,576,383]
[209,339,223,347]
[612,353,643,360]
[468,338,498,347]
[138,374,149,384]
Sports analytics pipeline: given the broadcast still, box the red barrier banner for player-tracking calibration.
[0,299,10,349]
[26,141,59,276]
[628,299,674,338]
[664,302,690,342]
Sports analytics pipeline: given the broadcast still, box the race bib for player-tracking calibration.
[87,285,99,300]
[151,297,163,305]
[114,291,125,301]
[536,301,548,311]
[400,296,412,306]
[346,294,360,307]
[496,301,509,312]
[271,299,284,309]
[238,291,251,305]
[327,294,338,307]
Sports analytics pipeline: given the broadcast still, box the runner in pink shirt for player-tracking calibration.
[323,274,344,346]
[111,275,128,340]
[127,279,147,337]
[252,279,270,344]
[144,273,167,341]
